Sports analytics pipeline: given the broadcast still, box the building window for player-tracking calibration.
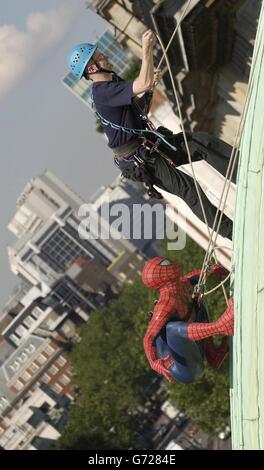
[42,373,50,384]
[0,396,9,408]
[44,344,55,356]
[41,229,90,273]
[9,360,20,372]
[48,365,59,375]
[10,334,20,346]
[31,307,43,320]
[15,324,27,338]
[23,315,35,329]
[14,380,24,391]
[45,317,55,330]
[57,356,66,367]
[51,383,63,394]
[59,374,71,386]
[20,371,31,382]
[25,343,36,354]
[29,363,39,374]
[19,352,28,363]
[37,354,47,365]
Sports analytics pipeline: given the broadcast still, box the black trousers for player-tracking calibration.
[144,152,233,240]
[121,131,237,240]
[157,130,238,184]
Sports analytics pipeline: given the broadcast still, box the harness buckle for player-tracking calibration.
[143,139,159,153]
[192,283,205,303]
[134,154,144,166]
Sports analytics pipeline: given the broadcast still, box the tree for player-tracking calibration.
[57,234,231,449]
[55,280,157,450]
[122,60,141,81]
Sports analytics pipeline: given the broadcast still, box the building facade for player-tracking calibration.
[0,297,78,450]
[87,0,261,139]
[7,170,138,291]
[90,175,165,258]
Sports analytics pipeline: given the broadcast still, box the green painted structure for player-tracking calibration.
[231,0,264,450]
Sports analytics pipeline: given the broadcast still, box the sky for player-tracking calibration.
[0,0,119,312]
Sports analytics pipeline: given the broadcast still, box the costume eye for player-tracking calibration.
[159,259,171,266]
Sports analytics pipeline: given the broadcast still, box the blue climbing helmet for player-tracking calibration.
[67,43,97,79]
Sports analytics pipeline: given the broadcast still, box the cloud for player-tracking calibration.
[0,1,82,98]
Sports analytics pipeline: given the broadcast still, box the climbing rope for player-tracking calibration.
[150,8,229,304]
[91,3,258,301]
[151,4,262,301]
[156,0,193,71]
[198,34,263,289]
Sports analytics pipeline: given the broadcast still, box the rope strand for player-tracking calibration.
[150,10,229,304]
[92,7,260,302]
[152,7,262,301]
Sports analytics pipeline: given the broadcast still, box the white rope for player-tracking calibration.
[150,7,229,303]
[151,5,262,301]
[151,16,212,235]
[198,27,263,282]
[198,33,263,286]
[156,0,193,71]
[203,272,232,297]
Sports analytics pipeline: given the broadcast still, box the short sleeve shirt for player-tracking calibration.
[92,75,147,149]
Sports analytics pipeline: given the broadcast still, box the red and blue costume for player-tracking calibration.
[142,257,234,383]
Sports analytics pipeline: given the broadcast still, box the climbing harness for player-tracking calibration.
[91,94,178,153]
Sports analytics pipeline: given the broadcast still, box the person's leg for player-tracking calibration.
[188,298,234,341]
[191,132,238,184]
[155,324,204,383]
[169,298,234,341]
[159,130,238,183]
[157,130,201,167]
[147,155,233,240]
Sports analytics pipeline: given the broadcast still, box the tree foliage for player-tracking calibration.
[55,280,156,450]
[56,235,231,449]
[122,61,141,81]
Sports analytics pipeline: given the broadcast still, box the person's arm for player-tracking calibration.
[134,91,153,114]
[143,293,175,382]
[180,269,202,285]
[209,264,229,277]
[133,30,155,96]
[133,70,161,113]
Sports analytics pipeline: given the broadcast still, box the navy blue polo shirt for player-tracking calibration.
[92,74,147,149]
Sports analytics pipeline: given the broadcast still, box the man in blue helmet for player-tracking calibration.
[67,31,237,240]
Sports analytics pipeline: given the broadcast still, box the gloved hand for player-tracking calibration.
[209,264,229,277]
[152,356,174,382]
[189,274,200,286]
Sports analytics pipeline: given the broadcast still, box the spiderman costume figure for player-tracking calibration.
[142,257,234,383]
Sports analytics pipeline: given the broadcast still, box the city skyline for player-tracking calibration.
[0,1,119,312]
